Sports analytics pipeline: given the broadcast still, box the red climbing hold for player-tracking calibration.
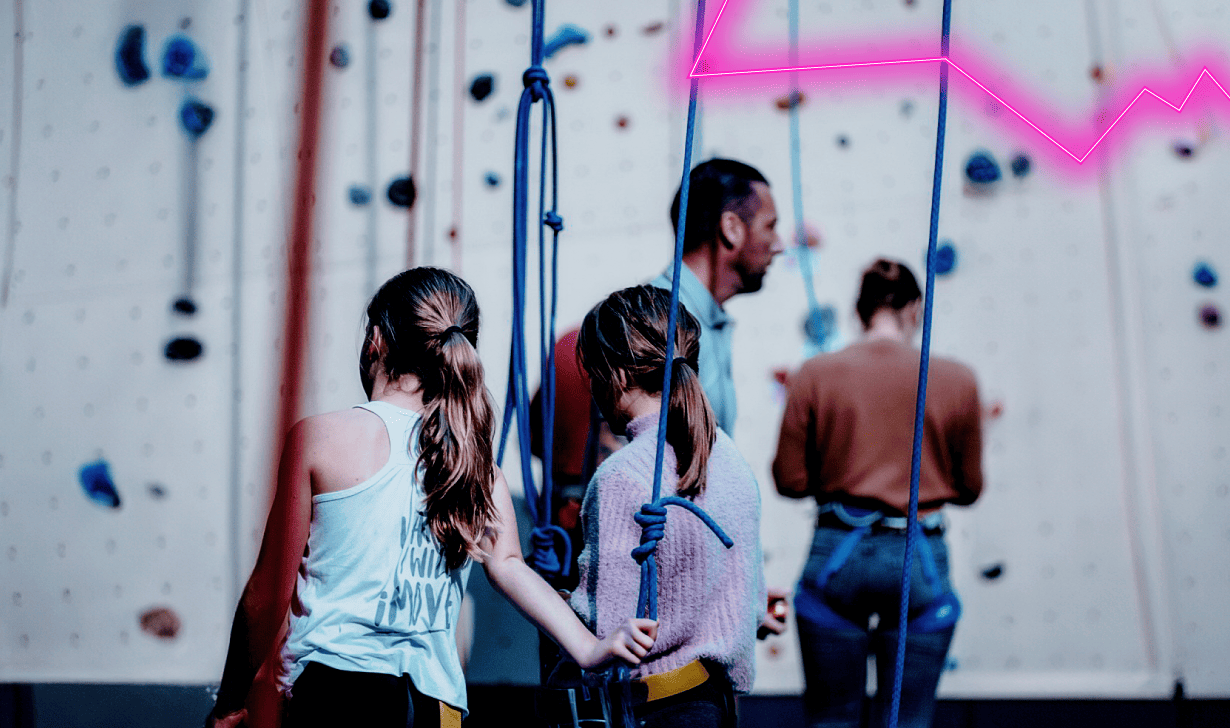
[140,606,182,640]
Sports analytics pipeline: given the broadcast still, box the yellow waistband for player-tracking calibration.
[439,701,461,728]
[637,659,710,702]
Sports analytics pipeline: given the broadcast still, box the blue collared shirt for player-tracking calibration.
[651,265,736,434]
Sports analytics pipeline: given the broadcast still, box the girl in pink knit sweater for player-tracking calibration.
[554,285,767,728]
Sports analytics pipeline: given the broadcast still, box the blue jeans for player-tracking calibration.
[795,526,956,728]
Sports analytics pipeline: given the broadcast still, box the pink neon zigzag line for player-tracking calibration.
[686,0,1230,164]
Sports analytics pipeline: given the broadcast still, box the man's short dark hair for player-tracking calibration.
[670,159,768,254]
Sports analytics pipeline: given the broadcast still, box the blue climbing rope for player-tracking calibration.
[888,0,952,726]
[788,0,820,316]
[496,0,570,578]
[637,0,731,625]
[602,10,732,722]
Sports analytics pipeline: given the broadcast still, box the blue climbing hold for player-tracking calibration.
[179,99,215,138]
[348,185,372,206]
[802,305,837,348]
[964,150,1001,184]
[1010,153,1031,178]
[165,336,204,361]
[504,0,528,7]
[116,25,150,86]
[484,172,501,188]
[368,0,392,20]
[79,460,121,509]
[387,176,416,208]
[935,241,957,275]
[162,36,209,80]
[1193,261,1217,288]
[469,74,495,102]
[543,24,590,60]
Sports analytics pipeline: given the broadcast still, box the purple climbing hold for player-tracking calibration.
[79,460,121,509]
[1173,141,1196,159]
[1199,303,1221,329]
[329,45,350,69]
[179,99,214,138]
[116,26,151,86]
[162,36,209,80]
[469,74,495,102]
[964,150,1001,184]
[543,24,590,60]
[1193,262,1217,288]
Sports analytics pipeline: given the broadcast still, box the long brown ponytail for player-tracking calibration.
[577,285,716,498]
[361,267,496,570]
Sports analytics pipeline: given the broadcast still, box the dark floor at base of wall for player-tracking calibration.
[1,683,1227,727]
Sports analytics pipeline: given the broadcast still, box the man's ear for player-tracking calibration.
[717,210,746,251]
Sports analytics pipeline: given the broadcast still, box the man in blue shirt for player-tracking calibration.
[652,159,784,434]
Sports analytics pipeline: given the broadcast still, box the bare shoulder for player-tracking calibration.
[295,406,392,494]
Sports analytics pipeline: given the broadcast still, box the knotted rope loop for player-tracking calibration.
[630,496,734,566]
[528,524,572,578]
[522,65,550,100]
[543,211,564,232]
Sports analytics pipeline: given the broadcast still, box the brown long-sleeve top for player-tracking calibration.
[772,339,984,515]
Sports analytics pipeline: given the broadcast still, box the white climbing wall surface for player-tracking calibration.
[0,0,1227,698]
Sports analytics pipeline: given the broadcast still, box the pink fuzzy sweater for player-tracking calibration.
[568,413,765,692]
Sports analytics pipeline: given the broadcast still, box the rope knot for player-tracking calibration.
[522,66,550,100]
[543,211,564,232]
[630,502,668,564]
[528,524,571,578]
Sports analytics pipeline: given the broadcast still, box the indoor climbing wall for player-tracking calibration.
[1,0,1228,701]
[0,0,252,680]
[1106,1,1230,696]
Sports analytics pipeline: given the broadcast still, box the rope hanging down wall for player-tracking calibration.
[496,0,570,579]
[888,0,953,726]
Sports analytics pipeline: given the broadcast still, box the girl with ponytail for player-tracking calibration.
[209,268,656,728]
[560,285,767,727]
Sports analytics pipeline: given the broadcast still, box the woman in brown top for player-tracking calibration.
[772,258,983,728]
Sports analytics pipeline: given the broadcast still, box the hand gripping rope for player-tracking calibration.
[496,0,570,578]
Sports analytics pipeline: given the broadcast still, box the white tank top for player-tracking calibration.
[281,400,472,714]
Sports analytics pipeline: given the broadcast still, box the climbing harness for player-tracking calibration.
[496,0,570,579]
[537,660,725,728]
[793,504,961,635]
